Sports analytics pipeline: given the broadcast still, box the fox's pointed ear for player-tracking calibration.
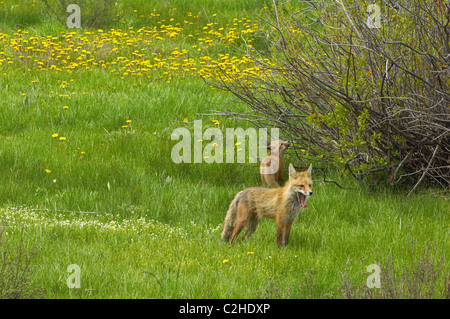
[307,164,312,177]
[289,163,296,178]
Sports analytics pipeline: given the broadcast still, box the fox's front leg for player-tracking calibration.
[281,222,293,246]
[276,220,286,246]
[276,219,293,247]
[276,222,283,246]
[276,159,284,186]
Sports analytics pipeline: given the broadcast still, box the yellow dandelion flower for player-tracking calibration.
[63,106,69,109]
[52,133,59,138]
[212,120,219,125]
[222,259,229,264]
[247,252,254,255]
[59,137,66,141]
[183,118,188,123]
[45,169,51,174]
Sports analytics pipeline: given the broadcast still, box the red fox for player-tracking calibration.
[222,163,313,246]
[260,140,290,187]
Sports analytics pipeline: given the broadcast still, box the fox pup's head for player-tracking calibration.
[288,163,313,208]
[267,140,290,156]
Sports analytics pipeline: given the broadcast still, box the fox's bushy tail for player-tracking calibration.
[221,192,241,241]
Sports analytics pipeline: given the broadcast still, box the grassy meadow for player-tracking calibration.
[0,0,448,299]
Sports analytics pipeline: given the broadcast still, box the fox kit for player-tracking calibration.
[260,140,290,187]
[222,163,313,246]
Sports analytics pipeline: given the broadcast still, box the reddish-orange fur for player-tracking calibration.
[260,140,290,187]
[222,163,313,246]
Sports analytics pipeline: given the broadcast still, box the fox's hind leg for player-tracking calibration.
[243,214,259,242]
[229,202,250,244]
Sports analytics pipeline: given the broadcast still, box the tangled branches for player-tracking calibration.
[208,0,450,193]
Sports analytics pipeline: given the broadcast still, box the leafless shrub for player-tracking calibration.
[207,0,450,192]
[0,228,44,299]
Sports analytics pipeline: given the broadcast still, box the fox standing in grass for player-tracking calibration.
[222,163,313,246]
[260,140,290,187]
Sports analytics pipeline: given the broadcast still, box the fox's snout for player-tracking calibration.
[299,190,313,196]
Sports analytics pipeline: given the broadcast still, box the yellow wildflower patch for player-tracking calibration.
[0,9,268,83]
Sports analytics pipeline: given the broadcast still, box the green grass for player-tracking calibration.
[0,0,449,299]
[2,183,447,298]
